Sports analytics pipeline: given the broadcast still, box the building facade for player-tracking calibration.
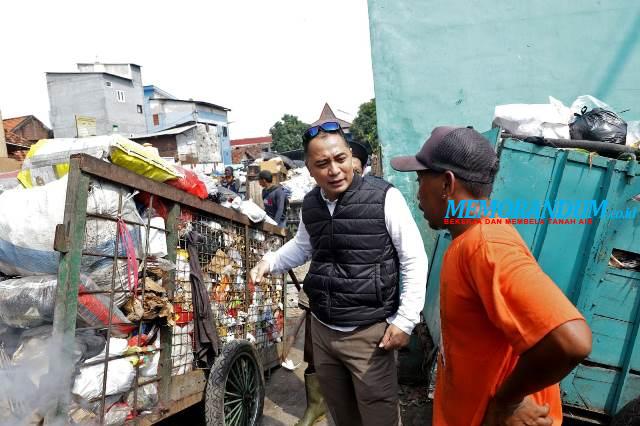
[143,85,232,164]
[46,63,147,138]
[231,136,272,163]
[131,122,222,167]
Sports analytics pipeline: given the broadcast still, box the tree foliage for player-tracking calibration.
[350,99,379,152]
[269,114,309,153]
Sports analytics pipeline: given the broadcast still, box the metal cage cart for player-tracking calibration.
[6,154,287,425]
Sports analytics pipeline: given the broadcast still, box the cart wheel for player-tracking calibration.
[611,398,640,426]
[205,339,265,426]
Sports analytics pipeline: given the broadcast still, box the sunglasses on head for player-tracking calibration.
[302,121,343,144]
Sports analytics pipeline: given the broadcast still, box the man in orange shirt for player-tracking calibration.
[391,127,592,425]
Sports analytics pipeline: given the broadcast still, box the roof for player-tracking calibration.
[149,97,231,112]
[144,85,177,100]
[3,115,51,134]
[312,103,352,128]
[3,116,30,132]
[46,71,133,82]
[4,130,30,148]
[231,136,272,147]
[77,62,142,68]
[130,124,198,139]
[3,117,32,148]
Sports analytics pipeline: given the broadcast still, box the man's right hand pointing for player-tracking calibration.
[250,260,270,284]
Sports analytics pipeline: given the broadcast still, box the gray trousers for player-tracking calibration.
[311,316,400,426]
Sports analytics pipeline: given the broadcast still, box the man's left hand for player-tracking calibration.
[379,324,410,350]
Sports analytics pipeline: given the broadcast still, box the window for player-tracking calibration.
[115,90,126,103]
[152,114,159,126]
[222,126,228,137]
[136,104,143,114]
[105,81,112,87]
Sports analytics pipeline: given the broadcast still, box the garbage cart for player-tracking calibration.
[0,153,287,425]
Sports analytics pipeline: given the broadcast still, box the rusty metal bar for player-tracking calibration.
[81,250,145,262]
[81,348,163,368]
[132,194,154,418]
[99,192,124,424]
[244,223,251,341]
[159,202,180,404]
[87,212,167,232]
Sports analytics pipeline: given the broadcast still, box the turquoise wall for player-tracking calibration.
[368,0,640,205]
[367,0,640,302]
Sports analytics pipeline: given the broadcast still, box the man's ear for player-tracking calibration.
[443,171,456,196]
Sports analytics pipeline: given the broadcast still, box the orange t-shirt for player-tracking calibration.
[433,222,584,426]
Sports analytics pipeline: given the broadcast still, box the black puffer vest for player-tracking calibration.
[302,174,400,326]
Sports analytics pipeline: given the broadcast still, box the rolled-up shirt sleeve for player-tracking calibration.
[384,187,429,335]
[262,210,313,273]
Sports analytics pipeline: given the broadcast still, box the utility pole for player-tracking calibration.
[0,108,7,158]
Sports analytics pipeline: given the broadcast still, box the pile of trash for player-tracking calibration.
[282,167,317,203]
[172,217,285,352]
[0,134,276,227]
[493,95,640,148]
[0,165,177,424]
[0,271,171,425]
[0,135,291,424]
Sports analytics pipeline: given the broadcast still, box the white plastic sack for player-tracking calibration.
[140,337,160,378]
[234,199,277,225]
[104,402,130,426]
[195,171,218,196]
[171,323,194,376]
[126,382,158,410]
[493,96,572,139]
[283,167,316,202]
[570,95,614,115]
[140,217,168,258]
[0,175,143,281]
[626,121,640,147]
[18,136,115,188]
[0,276,56,328]
[72,338,135,400]
[0,176,66,275]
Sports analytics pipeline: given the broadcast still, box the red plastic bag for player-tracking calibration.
[166,166,208,199]
[78,283,135,337]
[136,192,169,220]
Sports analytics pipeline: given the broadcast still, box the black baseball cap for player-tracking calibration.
[258,170,273,182]
[390,126,498,184]
[349,140,370,166]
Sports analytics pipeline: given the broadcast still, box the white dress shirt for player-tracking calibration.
[263,185,428,335]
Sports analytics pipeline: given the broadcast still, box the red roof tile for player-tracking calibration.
[4,130,30,148]
[3,116,30,133]
[231,136,272,147]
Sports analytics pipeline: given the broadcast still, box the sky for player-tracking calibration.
[0,0,375,139]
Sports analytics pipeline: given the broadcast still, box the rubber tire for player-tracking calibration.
[611,398,640,426]
[205,339,265,426]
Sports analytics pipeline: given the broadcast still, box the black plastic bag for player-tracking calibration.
[570,106,628,145]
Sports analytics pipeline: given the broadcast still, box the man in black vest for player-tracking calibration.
[251,121,428,426]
